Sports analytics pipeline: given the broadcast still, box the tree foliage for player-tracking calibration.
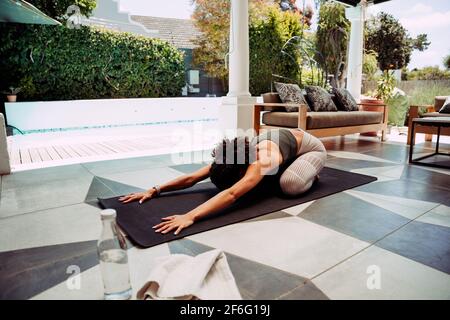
[278,0,313,26]
[404,66,450,80]
[191,0,311,94]
[411,34,431,51]
[444,54,450,70]
[29,0,97,21]
[191,0,231,85]
[250,6,304,94]
[363,50,378,81]
[0,24,185,100]
[315,1,349,88]
[366,12,430,71]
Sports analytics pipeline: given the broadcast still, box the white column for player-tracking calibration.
[227,0,250,97]
[345,1,367,101]
[0,113,11,175]
[220,0,256,136]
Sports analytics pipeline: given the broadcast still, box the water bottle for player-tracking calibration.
[98,209,132,300]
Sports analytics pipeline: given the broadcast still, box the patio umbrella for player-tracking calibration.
[0,0,61,25]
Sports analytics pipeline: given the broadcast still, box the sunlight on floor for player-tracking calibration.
[6,123,450,172]
[7,121,220,172]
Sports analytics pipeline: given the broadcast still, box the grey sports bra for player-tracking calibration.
[251,129,298,164]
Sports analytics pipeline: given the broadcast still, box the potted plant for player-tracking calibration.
[3,87,22,102]
[360,71,395,136]
[362,70,395,105]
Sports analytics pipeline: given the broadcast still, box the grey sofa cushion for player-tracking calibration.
[332,88,359,111]
[262,111,384,129]
[305,86,338,112]
[422,112,445,117]
[274,82,310,112]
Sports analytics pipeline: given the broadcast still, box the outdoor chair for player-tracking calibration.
[407,96,450,145]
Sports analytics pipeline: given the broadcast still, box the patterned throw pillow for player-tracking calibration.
[438,97,450,114]
[305,86,338,112]
[332,87,359,111]
[274,82,310,112]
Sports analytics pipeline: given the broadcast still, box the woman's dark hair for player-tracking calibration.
[210,136,256,190]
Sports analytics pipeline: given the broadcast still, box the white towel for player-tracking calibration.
[137,249,242,300]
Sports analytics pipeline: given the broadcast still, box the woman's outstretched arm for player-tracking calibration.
[153,161,266,235]
[119,164,211,204]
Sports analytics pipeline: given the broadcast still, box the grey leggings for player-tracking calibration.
[279,130,327,196]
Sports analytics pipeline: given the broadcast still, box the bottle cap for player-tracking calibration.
[100,209,117,220]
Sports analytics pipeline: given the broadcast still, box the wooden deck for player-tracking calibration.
[7,136,181,170]
[5,121,221,172]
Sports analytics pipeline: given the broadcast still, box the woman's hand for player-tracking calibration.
[119,189,155,204]
[153,214,195,235]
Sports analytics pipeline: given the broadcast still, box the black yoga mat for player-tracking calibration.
[99,167,377,248]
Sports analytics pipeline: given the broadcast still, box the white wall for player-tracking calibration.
[0,113,11,174]
[5,97,220,132]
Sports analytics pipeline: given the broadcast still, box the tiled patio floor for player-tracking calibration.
[0,136,449,299]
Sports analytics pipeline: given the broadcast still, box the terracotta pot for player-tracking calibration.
[359,98,385,136]
[6,95,17,102]
[360,97,385,105]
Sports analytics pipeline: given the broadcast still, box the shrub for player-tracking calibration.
[387,91,409,126]
[315,1,350,88]
[363,50,378,81]
[403,66,450,80]
[0,24,185,101]
[192,1,309,95]
[249,6,303,95]
[297,67,328,88]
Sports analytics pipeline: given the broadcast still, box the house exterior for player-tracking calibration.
[79,0,156,37]
[82,0,225,97]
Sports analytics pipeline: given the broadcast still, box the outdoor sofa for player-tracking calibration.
[253,92,388,141]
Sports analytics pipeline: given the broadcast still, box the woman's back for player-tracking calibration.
[252,129,298,165]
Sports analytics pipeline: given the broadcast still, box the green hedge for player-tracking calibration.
[249,7,303,95]
[0,24,185,101]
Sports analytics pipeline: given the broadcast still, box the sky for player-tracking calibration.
[118,0,450,69]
